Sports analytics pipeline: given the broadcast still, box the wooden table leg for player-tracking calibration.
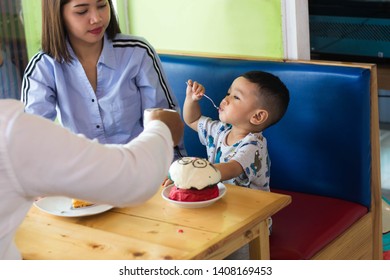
[249,220,270,260]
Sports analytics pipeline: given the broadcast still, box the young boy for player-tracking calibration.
[184,71,289,191]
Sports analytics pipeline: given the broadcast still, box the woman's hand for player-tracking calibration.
[147,109,184,147]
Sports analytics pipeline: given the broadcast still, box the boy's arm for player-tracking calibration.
[183,80,205,132]
[214,160,244,181]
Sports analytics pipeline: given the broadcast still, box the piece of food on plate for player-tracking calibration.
[168,157,221,202]
[71,198,94,209]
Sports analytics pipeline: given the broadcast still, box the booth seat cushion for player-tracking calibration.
[270,189,368,260]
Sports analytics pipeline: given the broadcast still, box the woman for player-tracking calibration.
[22,0,184,156]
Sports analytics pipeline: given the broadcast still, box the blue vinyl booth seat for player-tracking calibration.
[159,53,382,260]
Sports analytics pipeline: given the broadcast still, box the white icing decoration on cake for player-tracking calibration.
[168,157,221,190]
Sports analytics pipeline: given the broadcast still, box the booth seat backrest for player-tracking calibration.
[159,54,372,208]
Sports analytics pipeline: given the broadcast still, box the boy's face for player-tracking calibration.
[218,77,265,127]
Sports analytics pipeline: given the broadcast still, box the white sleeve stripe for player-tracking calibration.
[113,39,176,109]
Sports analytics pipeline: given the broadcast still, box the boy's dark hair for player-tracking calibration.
[241,71,290,128]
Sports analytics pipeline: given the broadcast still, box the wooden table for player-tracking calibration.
[15,184,291,260]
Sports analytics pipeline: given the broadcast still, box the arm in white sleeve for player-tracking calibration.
[7,113,173,207]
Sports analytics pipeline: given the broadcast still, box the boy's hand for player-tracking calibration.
[162,177,174,188]
[186,79,205,101]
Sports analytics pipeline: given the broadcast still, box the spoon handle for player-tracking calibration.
[203,94,219,110]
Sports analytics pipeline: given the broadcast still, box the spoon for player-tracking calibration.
[202,94,220,110]
[186,82,219,110]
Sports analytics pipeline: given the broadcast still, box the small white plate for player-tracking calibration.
[161,183,227,208]
[34,196,113,217]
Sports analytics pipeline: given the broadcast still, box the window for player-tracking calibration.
[0,0,28,99]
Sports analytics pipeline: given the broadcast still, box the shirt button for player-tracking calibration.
[92,99,95,102]
[96,125,100,129]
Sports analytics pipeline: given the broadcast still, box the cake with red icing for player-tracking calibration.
[168,157,221,202]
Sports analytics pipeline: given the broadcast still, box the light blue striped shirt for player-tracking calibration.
[22,34,182,149]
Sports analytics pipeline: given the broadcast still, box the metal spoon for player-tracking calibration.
[202,94,220,110]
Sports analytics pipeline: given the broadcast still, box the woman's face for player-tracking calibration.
[62,0,111,47]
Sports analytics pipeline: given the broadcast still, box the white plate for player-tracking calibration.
[161,183,226,208]
[33,196,113,217]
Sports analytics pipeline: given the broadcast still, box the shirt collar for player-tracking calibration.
[65,34,117,69]
[98,34,116,70]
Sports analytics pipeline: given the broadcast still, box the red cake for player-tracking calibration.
[167,157,221,202]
